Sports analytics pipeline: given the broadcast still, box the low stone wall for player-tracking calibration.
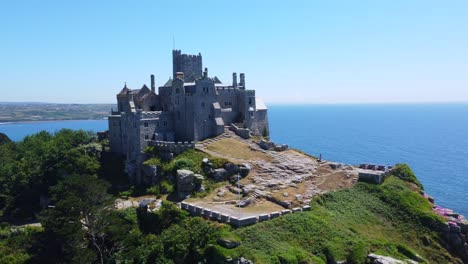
[230,124,251,139]
[180,202,312,227]
[149,140,195,155]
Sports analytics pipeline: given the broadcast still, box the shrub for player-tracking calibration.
[160,180,174,194]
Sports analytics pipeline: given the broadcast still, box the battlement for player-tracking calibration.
[137,111,163,119]
[244,90,255,95]
[216,86,238,92]
[149,140,195,155]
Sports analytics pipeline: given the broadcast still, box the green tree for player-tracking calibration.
[37,174,125,264]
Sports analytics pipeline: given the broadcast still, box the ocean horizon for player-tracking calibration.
[1,103,467,217]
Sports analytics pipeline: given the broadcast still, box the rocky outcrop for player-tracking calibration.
[367,253,418,264]
[441,222,468,263]
[177,169,195,199]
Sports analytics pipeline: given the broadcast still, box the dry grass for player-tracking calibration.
[206,138,272,162]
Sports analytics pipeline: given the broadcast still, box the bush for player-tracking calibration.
[160,180,174,194]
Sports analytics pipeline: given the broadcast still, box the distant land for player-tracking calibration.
[0,102,115,122]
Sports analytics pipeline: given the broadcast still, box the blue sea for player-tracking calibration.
[0,104,467,216]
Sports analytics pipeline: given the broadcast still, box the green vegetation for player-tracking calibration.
[0,132,11,145]
[0,129,462,263]
[390,163,424,189]
[0,129,100,220]
[222,172,453,263]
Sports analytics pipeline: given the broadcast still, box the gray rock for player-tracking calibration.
[239,163,251,177]
[177,169,195,199]
[237,197,254,208]
[224,162,239,175]
[213,168,228,182]
[217,238,240,249]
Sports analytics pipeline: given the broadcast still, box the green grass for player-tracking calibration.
[222,175,456,264]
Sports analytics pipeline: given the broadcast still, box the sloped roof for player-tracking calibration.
[213,76,222,83]
[212,102,221,109]
[215,117,224,126]
[118,86,130,96]
[138,85,150,99]
[163,78,173,87]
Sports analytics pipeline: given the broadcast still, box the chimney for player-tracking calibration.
[203,67,208,78]
[240,73,245,88]
[176,72,184,80]
[150,74,155,93]
[232,72,237,88]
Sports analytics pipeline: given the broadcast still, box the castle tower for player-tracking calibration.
[172,50,203,82]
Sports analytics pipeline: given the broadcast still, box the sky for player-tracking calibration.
[1,0,467,104]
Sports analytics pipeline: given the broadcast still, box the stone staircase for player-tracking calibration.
[195,131,231,149]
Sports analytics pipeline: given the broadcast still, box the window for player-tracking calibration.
[145,135,149,140]
[144,122,148,127]
[248,98,252,105]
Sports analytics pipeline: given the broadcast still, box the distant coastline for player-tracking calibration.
[0,102,114,123]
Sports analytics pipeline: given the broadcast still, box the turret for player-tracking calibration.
[150,74,155,93]
[232,72,237,88]
[239,73,245,88]
[203,68,208,79]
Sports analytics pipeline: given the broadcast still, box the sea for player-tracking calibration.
[0,104,467,216]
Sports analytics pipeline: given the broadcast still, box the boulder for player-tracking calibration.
[224,162,239,175]
[239,163,251,177]
[176,169,195,199]
[213,168,228,182]
[237,197,254,208]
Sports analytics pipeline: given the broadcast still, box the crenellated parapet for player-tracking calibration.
[149,140,195,155]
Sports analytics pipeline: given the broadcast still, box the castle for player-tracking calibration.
[108,50,269,184]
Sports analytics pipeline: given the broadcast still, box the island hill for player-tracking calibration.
[1,53,467,264]
[105,51,468,263]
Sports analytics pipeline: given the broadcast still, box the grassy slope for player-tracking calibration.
[214,174,458,263]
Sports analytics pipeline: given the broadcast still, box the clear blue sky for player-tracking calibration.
[1,0,467,104]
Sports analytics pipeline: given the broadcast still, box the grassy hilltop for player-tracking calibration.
[0,131,464,263]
